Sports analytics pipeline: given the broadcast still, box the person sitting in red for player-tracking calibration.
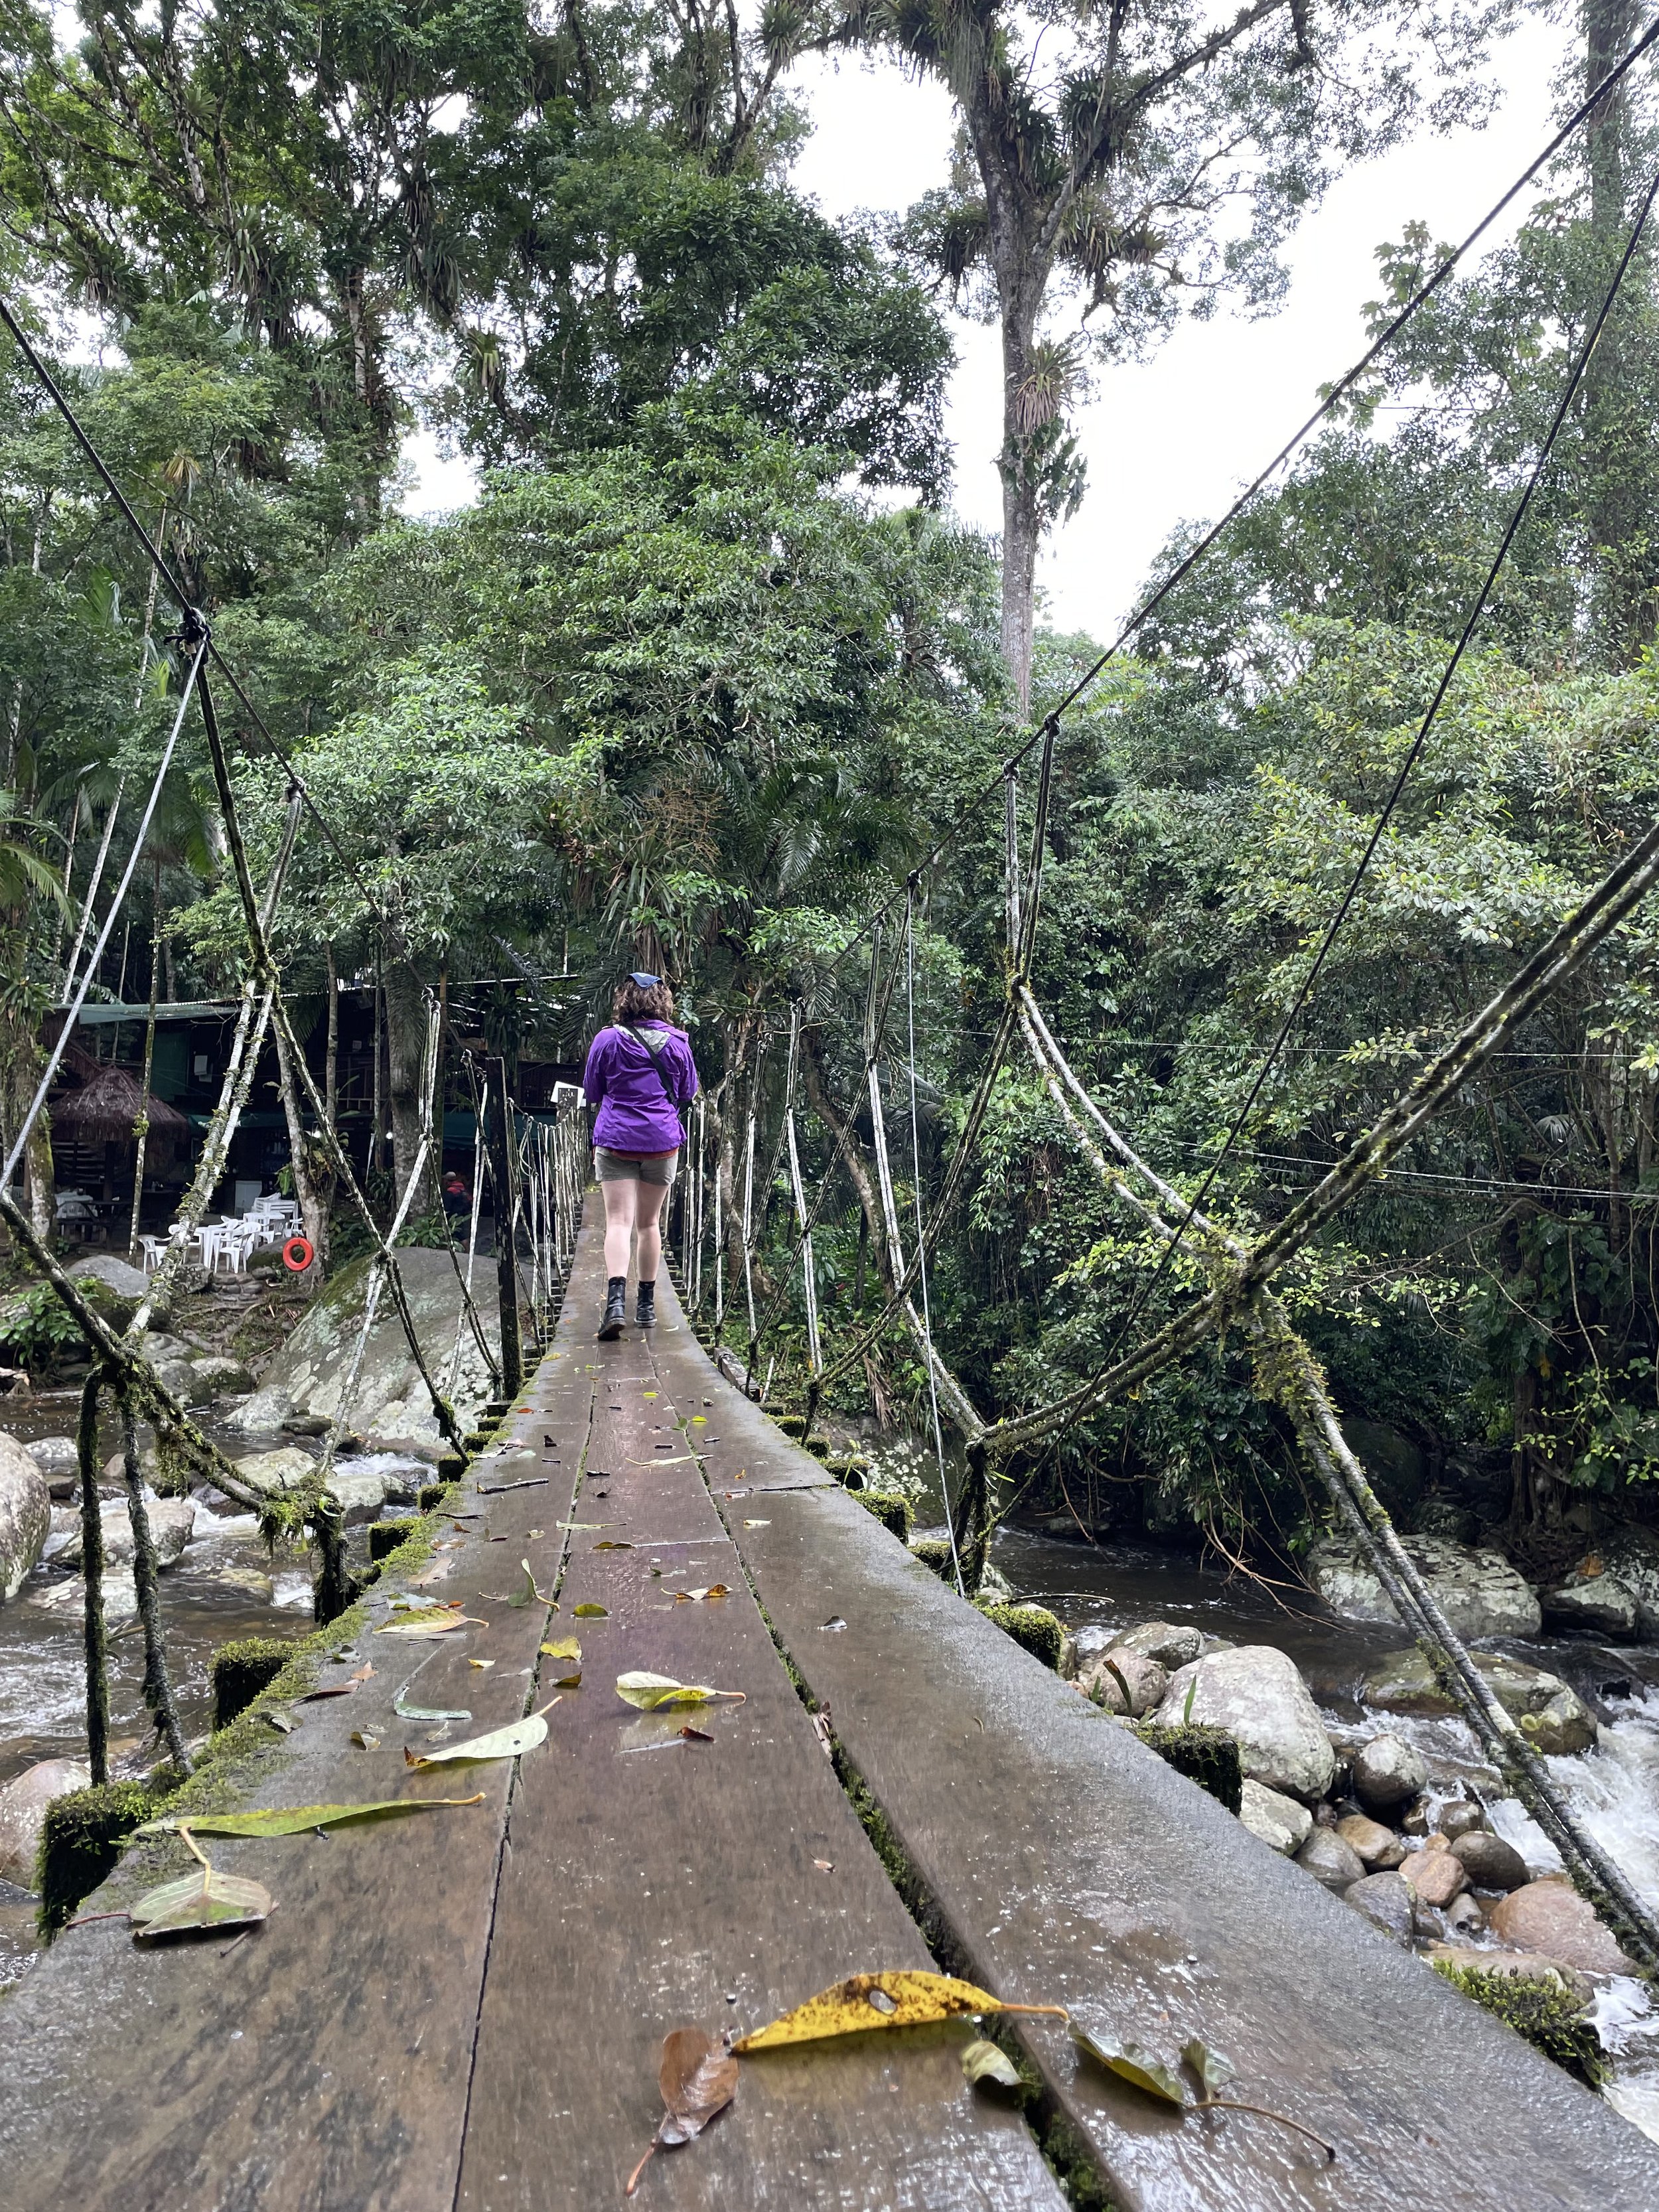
[441,1169,470,1219]
[581,972,700,1339]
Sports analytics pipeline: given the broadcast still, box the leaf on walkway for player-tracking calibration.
[962,2038,1021,2089]
[394,1691,471,1721]
[467,1657,496,1670]
[1072,2026,1187,2106]
[541,1637,581,1660]
[137,1797,485,1838]
[680,1724,713,1742]
[742,1519,770,1528]
[733,1972,1066,2052]
[593,1539,636,1550]
[573,1602,609,1617]
[626,2026,739,2196]
[405,1714,549,1767]
[616,1671,744,1711]
[376,1608,476,1638]
[351,1729,382,1750]
[129,1865,271,1941]
[674,1585,729,1603]
[505,1559,547,1607]
[1181,2036,1236,2099]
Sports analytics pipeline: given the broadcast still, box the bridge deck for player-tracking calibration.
[0,1200,1655,2211]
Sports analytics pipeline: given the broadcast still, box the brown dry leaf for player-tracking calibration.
[733,1972,1067,2052]
[679,1724,713,1742]
[673,1585,729,1604]
[625,2027,739,2195]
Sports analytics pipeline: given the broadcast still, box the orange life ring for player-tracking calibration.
[282,1235,314,1273]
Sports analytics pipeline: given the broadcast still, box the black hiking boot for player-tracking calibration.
[597,1277,627,1341]
[636,1280,657,1329]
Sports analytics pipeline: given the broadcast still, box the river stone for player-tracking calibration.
[190,1355,256,1397]
[1450,1829,1530,1892]
[323,1470,390,1525]
[1344,1870,1416,1942]
[29,1570,138,1626]
[1402,1844,1468,1909]
[1583,1526,1659,1639]
[253,1246,506,1444]
[1307,1532,1540,1638]
[1488,1876,1636,1975]
[224,1383,295,1435]
[1439,1800,1486,1841]
[1296,1828,1367,1891]
[1540,1572,1640,1639]
[135,1332,191,1368]
[1153,1645,1334,1803]
[216,1566,275,1601]
[1352,1732,1427,1811]
[1078,1649,1168,1716]
[1112,1621,1204,1671]
[1442,1892,1486,1936]
[232,1446,317,1495]
[0,1430,50,1601]
[1363,1647,1597,1753]
[1335,1812,1406,1870]
[0,1757,93,1887]
[25,1436,78,1479]
[1238,1779,1313,1856]
[57,1496,196,1572]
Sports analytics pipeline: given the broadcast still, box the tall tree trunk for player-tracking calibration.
[384,958,431,1215]
[324,944,339,1136]
[991,227,1050,715]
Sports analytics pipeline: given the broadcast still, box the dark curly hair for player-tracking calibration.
[613,977,676,1024]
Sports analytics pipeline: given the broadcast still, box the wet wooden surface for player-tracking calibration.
[662,1283,1659,2212]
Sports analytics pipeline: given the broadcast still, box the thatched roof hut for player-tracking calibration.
[50,1063,190,1149]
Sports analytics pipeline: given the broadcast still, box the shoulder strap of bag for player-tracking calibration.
[617,1025,682,1119]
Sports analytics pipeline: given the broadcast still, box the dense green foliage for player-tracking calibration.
[4,1,1659,1574]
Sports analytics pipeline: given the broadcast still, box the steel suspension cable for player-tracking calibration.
[905,885,962,1597]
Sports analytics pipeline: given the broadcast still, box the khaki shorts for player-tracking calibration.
[595,1145,679,1187]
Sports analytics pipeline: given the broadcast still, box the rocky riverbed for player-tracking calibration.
[993,1520,1659,2147]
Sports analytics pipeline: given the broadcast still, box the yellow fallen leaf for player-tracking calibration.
[674,1585,729,1603]
[541,1638,581,1661]
[616,1670,745,1710]
[732,1971,1066,2052]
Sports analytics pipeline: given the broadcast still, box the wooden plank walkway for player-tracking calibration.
[2,1195,1658,2211]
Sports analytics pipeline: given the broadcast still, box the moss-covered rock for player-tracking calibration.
[1433,1960,1607,2089]
[909,1536,957,1582]
[368,1516,421,1562]
[826,1454,870,1489]
[37,1779,175,1939]
[772,1412,807,1439]
[972,1600,1064,1670]
[211,1636,294,1730]
[854,1491,914,1543]
[1132,1720,1244,1814]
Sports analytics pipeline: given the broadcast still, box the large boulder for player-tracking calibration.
[190,1356,256,1398]
[25,1436,78,1482]
[1540,1572,1640,1639]
[0,1431,50,1601]
[1152,1645,1334,1803]
[1488,1876,1636,1976]
[252,1248,504,1444]
[1364,1648,1597,1753]
[56,1495,196,1572]
[1308,1533,1540,1639]
[323,1469,391,1526]
[1580,1528,1659,1640]
[0,1757,92,1887]
[153,1358,214,1409]
[29,1571,138,1627]
[224,1384,295,1435]
[66,1254,148,1320]
[1352,1732,1427,1812]
[1238,1779,1313,1856]
[232,1446,317,1496]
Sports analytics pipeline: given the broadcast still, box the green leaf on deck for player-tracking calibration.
[129,1866,271,1940]
[375,1607,475,1638]
[506,1560,548,1607]
[1072,2026,1188,2106]
[615,1671,744,1710]
[541,1637,581,1660]
[962,2038,1021,2089]
[593,1539,634,1550]
[137,1797,485,1838]
[405,1714,549,1767]
[573,1602,609,1617]
[1181,2036,1236,2099]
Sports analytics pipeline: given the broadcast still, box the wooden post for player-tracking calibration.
[484,1055,522,1398]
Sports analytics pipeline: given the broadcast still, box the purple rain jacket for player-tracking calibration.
[581,1023,700,1153]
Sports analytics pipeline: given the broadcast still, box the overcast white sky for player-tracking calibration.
[408,11,1571,643]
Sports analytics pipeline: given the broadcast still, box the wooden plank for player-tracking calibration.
[458,1237,1066,2212]
[0,1359,591,2212]
[660,1286,1659,2212]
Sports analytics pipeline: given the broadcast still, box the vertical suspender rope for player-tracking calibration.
[713,1132,725,1331]
[3,630,208,1194]
[446,1096,488,1398]
[1005,767,1020,960]
[740,1094,758,1364]
[906,885,962,1597]
[783,1007,822,1375]
[692,1099,706,1313]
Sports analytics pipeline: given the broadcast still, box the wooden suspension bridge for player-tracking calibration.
[0,1203,1654,2212]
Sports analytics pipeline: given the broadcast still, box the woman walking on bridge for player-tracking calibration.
[582,973,700,1340]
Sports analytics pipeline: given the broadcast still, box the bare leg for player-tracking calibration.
[602,1177,638,1278]
[635,1179,671,1284]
